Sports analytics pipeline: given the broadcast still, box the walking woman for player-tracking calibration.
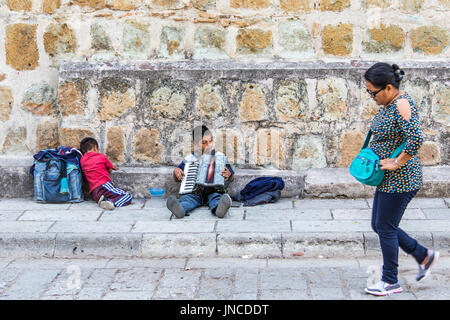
[363,63,439,296]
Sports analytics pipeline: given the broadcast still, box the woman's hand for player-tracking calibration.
[379,158,400,171]
[174,167,184,181]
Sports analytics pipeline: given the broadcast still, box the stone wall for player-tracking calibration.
[56,61,449,172]
[0,0,449,172]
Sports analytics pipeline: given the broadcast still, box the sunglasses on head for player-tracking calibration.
[366,86,385,98]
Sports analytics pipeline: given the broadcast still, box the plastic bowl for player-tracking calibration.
[149,187,165,197]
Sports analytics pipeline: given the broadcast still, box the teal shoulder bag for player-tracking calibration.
[349,130,406,186]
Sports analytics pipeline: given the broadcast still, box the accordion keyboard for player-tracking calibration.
[179,161,200,194]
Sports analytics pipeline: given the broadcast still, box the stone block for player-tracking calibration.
[400,0,424,12]
[71,0,106,10]
[160,26,184,58]
[217,233,282,257]
[418,142,441,165]
[147,82,188,119]
[0,233,56,258]
[2,127,27,155]
[132,128,162,163]
[337,131,365,167]
[292,135,327,170]
[402,79,430,122]
[280,0,311,12]
[411,26,448,55]
[283,232,365,258]
[213,128,245,165]
[0,87,13,122]
[150,0,187,9]
[274,79,309,121]
[36,122,59,151]
[194,26,227,59]
[236,28,272,55]
[278,20,313,59]
[195,83,225,119]
[431,83,450,125]
[5,23,39,71]
[59,128,95,149]
[364,0,392,8]
[112,0,135,10]
[320,0,350,12]
[21,83,57,116]
[192,0,216,10]
[363,24,405,54]
[122,20,150,56]
[321,23,353,56]
[316,77,348,121]
[98,78,135,121]
[141,233,216,257]
[6,0,32,11]
[43,0,61,13]
[58,80,87,117]
[106,126,125,163]
[54,233,142,258]
[90,22,113,51]
[43,23,77,58]
[230,0,270,9]
[255,128,286,169]
[238,83,268,121]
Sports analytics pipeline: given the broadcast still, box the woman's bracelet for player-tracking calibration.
[394,158,403,167]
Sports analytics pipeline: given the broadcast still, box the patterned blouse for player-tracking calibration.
[369,93,424,193]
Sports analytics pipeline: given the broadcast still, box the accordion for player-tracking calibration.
[179,150,227,195]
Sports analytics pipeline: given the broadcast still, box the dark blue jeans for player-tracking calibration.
[371,189,428,284]
[178,192,222,215]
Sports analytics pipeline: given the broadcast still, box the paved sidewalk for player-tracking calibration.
[0,197,448,259]
[0,256,448,300]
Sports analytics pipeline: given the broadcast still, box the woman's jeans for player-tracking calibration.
[178,192,222,215]
[371,189,428,284]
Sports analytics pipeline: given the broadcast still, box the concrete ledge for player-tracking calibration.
[0,157,448,199]
[0,231,447,259]
[304,166,450,198]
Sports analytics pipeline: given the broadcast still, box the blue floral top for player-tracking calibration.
[369,93,424,193]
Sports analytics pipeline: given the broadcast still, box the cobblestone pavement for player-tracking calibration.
[0,256,448,300]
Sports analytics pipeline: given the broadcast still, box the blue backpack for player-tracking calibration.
[31,147,84,203]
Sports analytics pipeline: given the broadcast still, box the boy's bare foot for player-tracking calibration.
[98,195,115,211]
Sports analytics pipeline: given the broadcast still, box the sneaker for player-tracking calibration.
[416,250,439,281]
[364,281,403,296]
[167,195,185,219]
[215,194,232,218]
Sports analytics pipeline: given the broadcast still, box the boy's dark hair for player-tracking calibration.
[364,63,405,89]
[80,137,98,154]
[192,125,211,144]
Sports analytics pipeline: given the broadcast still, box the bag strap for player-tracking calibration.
[362,130,407,158]
[389,140,407,159]
[361,130,372,149]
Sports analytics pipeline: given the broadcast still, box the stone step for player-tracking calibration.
[0,197,448,259]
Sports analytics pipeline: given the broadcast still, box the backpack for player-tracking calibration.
[31,147,83,203]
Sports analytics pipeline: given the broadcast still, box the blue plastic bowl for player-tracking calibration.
[149,187,165,197]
